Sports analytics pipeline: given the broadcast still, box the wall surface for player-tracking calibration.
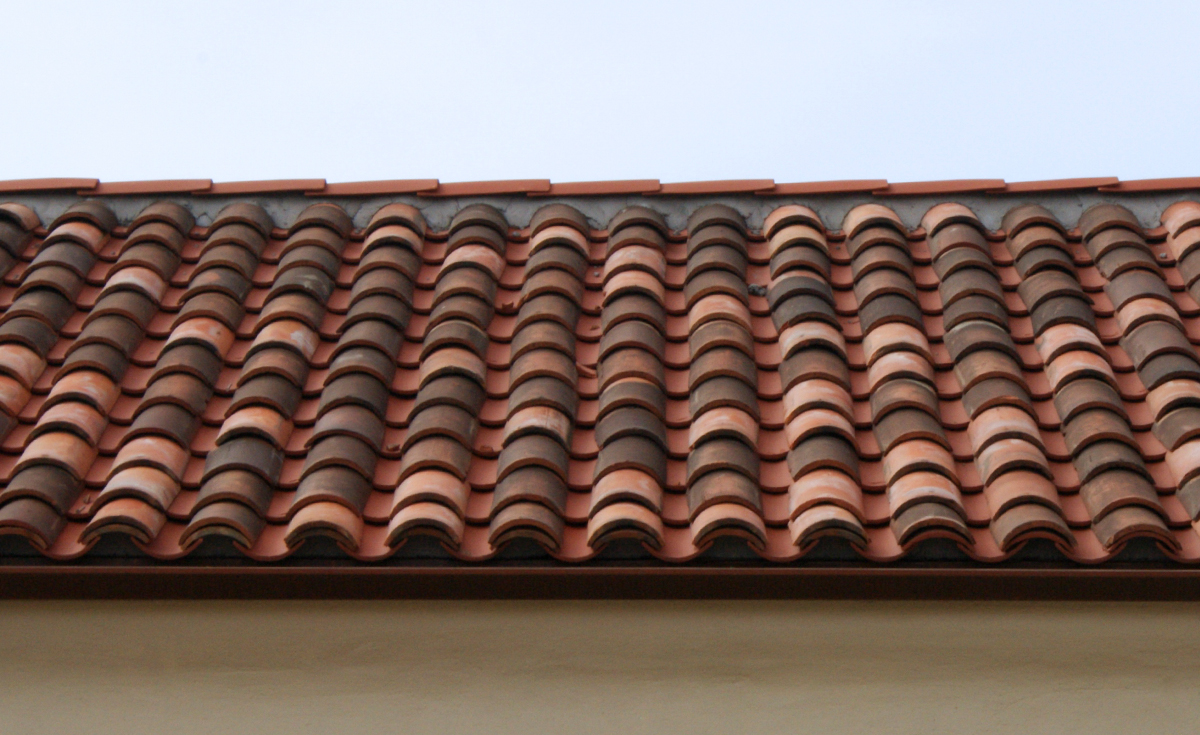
[0,601,1197,734]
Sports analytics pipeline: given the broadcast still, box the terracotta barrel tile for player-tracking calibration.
[1160,201,1200,238]
[974,435,1053,485]
[1079,203,1142,241]
[81,497,167,545]
[861,323,932,366]
[17,431,97,480]
[690,502,766,551]
[1080,469,1163,523]
[0,464,81,515]
[983,469,1061,518]
[247,320,318,361]
[293,466,372,515]
[968,405,1044,454]
[492,465,568,517]
[404,404,479,449]
[496,434,569,484]
[1116,297,1183,334]
[887,470,965,519]
[396,436,473,482]
[921,203,982,237]
[1001,204,1063,237]
[499,405,573,451]
[488,501,564,552]
[788,503,868,549]
[0,343,46,390]
[201,436,283,484]
[392,469,470,518]
[787,468,863,520]
[284,500,364,551]
[210,202,273,238]
[1092,504,1174,550]
[687,204,746,237]
[1052,377,1125,424]
[608,205,668,237]
[1106,270,1173,312]
[689,406,760,449]
[309,404,384,451]
[97,466,180,512]
[386,501,465,548]
[864,351,934,393]
[366,203,426,238]
[869,378,939,421]
[990,503,1073,550]
[1166,439,1200,486]
[1086,227,1151,263]
[0,496,65,548]
[783,378,853,422]
[218,406,293,449]
[882,439,957,485]
[1140,352,1200,391]
[784,408,855,449]
[842,204,905,240]
[763,205,825,239]
[587,501,664,551]
[194,469,272,517]
[34,401,107,447]
[0,374,31,417]
[1034,322,1106,363]
[1062,408,1137,456]
[1147,379,1200,421]
[1075,440,1150,485]
[1044,350,1116,392]
[589,467,663,515]
[786,435,859,481]
[891,501,972,547]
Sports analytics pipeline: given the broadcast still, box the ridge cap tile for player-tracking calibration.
[318,180,439,196]
[1002,177,1120,193]
[79,180,213,196]
[765,180,888,195]
[538,180,661,196]
[421,179,552,197]
[0,178,99,193]
[656,179,775,195]
[204,179,326,195]
[874,179,1007,195]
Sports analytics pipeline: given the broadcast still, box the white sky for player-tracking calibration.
[2,0,1197,184]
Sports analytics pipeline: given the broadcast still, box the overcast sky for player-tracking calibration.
[2,1,1196,184]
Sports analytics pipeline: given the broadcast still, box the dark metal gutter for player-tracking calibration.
[3,564,1200,600]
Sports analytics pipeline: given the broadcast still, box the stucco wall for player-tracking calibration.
[1,601,1197,733]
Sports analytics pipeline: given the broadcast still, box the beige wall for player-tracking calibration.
[1,600,1198,734]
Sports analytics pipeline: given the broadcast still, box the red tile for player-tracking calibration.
[0,192,1198,578]
[540,180,660,196]
[657,180,774,195]
[204,179,326,195]
[421,179,551,196]
[766,180,888,195]
[319,180,438,196]
[78,180,212,196]
[1002,177,1119,193]
[0,178,99,193]
[874,179,1006,196]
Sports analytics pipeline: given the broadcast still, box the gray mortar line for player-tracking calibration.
[6,190,1200,233]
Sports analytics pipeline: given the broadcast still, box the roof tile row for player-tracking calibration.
[3,193,1200,563]
[4,177,1200,198]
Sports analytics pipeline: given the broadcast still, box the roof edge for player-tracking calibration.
[4,565,1200,600]
[2,176,1199,198]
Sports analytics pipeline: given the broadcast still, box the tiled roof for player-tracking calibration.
[5,184,1200,575]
